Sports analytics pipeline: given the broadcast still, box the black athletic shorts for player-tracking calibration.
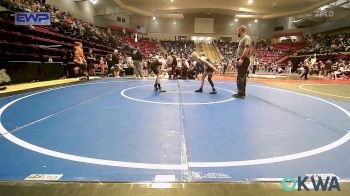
[150,64,159,75]
[206,66,214,73]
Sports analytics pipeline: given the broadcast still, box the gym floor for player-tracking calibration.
[0,78,349,184]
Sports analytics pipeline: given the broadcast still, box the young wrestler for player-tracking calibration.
[192,52,219,94]
[149,55,173,92]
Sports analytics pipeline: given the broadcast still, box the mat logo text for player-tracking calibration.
[281,176,340,192]
[15,12,51,25]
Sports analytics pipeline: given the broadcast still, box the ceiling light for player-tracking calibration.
[248,0,253,5]
[235,14,255,18]
[254,19,258,23]
[292,19,303,23]
[320,6,328,11]
[89,0,97,4]
[235,18,238,22]
[152,16,156,20]
[170,0,174,2]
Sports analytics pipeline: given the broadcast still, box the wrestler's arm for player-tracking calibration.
[159,59,171,72]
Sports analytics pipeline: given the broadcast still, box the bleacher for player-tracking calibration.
[298,33,350,55]
[255,42,304,64]
[0,14,115,62]
[288,32,350,68]
[122,37,157,56]
[161,40,195,56]
[216,41,238,61]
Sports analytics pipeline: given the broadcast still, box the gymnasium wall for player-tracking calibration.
[146,16,194,34]
[46,0,96,23]
[326,26,350,35]
[130,14,261,41]
[194,18,214,34]
[257,18,284,39]
[303,12,350,34]
[272,10,350,35]
[94,16,116,27]
[42,2,349,40]
[94,5,131,27]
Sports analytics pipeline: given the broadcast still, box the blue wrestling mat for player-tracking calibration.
[0,78,350,182]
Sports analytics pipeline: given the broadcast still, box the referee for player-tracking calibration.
[234,25,251,99]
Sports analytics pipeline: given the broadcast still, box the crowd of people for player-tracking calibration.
[244,58,350,80]
[294,58,350,80]
[298,33,350,55]
[0,0,124,49]
[161,40,196,57]
[70,40,218,81]
[1,0,349,81]
[213,35,350,80]
[254,40,303,64]
[216,41,238,62]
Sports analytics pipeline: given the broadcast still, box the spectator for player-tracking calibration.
[73,42,88,79]
[111,50,121,77]
[132,48,143,79]
[86,48,96,76]
[98,56,106,77]
[300,63,309,80]
[325,59,333,77]
[105,54,113,75]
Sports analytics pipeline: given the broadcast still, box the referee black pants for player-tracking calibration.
[236,58,250,95]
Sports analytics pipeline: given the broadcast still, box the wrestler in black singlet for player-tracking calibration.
[150,59,162,75]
